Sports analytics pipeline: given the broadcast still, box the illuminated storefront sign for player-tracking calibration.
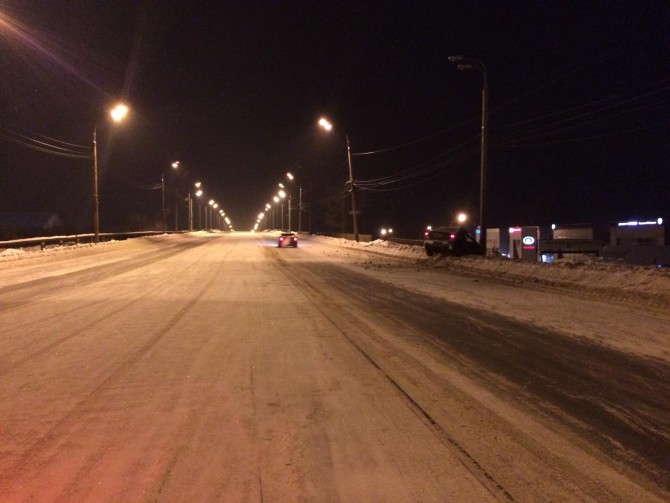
[521,226,539,261]
[617,218,663,227]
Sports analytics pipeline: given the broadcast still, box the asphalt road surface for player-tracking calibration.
[0,232,668,502]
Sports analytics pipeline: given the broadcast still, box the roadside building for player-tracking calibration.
[539,223,601,263]
[602,218,669,266]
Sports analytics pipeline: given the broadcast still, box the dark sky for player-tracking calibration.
[1,1,669,237]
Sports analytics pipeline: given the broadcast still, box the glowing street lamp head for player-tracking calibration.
[171,161,180,169]
[286,172,294,180]
[273,196,279,203]
[278,190,286,199]
[110,104,129,122]
[457,212,467,224]
[318,117,333,131]
[194,181,202,188]
[208,199,215,206]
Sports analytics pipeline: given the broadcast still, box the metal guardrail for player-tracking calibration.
[1,231,423,252]
[0,231,183,251]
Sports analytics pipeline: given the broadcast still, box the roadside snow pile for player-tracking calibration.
[0,240,120,263]
[318,236,670,309]
[0,248,26,258]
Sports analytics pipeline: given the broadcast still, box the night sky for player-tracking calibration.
[1,1,668,238]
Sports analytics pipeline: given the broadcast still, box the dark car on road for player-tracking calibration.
[423,226,481,256]
[277,232,298,248]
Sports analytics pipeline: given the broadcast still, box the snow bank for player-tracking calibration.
[0,248,26,258]
[315,236,670,309]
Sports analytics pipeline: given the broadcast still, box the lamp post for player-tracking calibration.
[93,103,129,243]
[285,172,295,232]
[212,202,219,230]
[264,204,271,230]
[318,117,359,242]
[195,183,203,230]
[273,196,279,228]
[448,56,488,255]
[207,200,214,229]
[161,173,165,231]
[298,184,303,233]
[161,161,180,232]
[278,188,286,230]
[170,161,181,231]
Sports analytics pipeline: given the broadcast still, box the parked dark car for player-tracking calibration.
[423,226,481,256]
[278,232,298,248]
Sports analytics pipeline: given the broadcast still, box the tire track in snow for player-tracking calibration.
[271,248,670,497]
[270,250,515,502]
[0,239,216,377]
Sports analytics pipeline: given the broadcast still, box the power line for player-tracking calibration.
[352,116,479,156]
[498,122,668,148]
[0,124,91,158]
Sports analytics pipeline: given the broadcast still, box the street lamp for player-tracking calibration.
[195,183,203,230]
[318,117,359,242]
[285,171,296,232]
[169,161,183,231]
[93,103,129,243]
[448,55,488,255]
[110,104,129,123]
[207,199,215,229]
[277,189,287,230]
[161,161,180,232]
[272,196,280,228]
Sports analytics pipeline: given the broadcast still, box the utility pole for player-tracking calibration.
[449,55,488,255]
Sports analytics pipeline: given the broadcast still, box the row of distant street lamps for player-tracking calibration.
[95,55,484,245]
[254,171,299,232]
[162,160,233,233]
[92,103,232,241]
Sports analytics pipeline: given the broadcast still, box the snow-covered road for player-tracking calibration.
[0,232,668,502]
